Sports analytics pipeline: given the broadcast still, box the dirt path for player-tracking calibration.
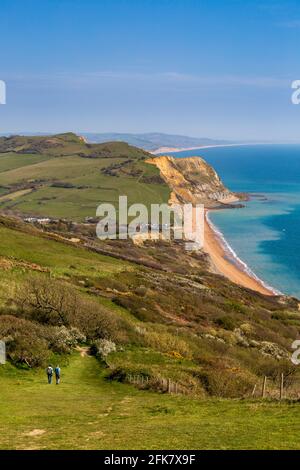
[0,188,33,202]
[76,346,91,357]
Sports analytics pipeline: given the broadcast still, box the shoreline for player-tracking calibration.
[151,142,272,155]
[203,210,278,296]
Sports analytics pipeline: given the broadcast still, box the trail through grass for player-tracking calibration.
[1,353,300,450]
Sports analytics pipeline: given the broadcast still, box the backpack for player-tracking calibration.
[47,366,53,375]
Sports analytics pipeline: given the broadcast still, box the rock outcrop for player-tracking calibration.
[148,155,239,207]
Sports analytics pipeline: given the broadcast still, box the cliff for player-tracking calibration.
[148,155,239,207]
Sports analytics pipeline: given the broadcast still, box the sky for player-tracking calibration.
[0,0,300,140]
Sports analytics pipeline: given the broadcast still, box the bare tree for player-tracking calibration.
[17,276,79,326]
[16,276,120,340]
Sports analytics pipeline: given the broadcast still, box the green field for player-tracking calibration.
[0,224,131,279]
[0,352,300,450]
[0,135,170,220]
[0,155,169,220]
[0,152,52,174]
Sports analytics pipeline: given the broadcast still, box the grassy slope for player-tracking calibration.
[0,225,130,279]
[1,136,300,450]
[0,134,170,220]
[0,220,138,328]
[0,217,299,384]
[1,218,300,448]
[0,152,51,173]
[0,352,300,450]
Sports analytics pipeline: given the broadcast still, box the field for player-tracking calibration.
[0,135,170,220]
[0,224,131,279]
[1,352,300,450]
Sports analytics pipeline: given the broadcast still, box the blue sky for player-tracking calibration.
[0,0,300,140]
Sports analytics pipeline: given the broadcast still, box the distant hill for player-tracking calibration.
[0,132,235,152]
[0,132,150,158]
[0,132,170,220]
[80,132,234,152]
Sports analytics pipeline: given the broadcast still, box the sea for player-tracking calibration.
[169,144,300,298]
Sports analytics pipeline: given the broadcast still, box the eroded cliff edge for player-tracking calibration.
[147,155,240,207]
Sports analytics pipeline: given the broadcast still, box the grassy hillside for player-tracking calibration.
[0,135,300,450]
[0,215,299,397]
[0,132,149,158]
[1,352,300,450]
[0,133,169,220]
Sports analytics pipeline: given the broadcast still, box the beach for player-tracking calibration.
[203,210,275,296]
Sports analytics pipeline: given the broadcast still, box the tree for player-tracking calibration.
[17,276,79,326]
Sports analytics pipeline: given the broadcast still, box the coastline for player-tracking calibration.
[203,209,277,296]
[151,142,270,155]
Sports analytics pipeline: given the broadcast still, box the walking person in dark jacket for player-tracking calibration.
[55,365,61,385]
[46,365,53,384]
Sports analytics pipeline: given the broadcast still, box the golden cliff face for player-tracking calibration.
[147,155,239,207]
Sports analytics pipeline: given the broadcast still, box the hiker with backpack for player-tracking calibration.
[55,365,61,385]
[46,365,53,384]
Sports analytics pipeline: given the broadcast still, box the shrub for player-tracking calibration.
[16,276,80,326]
[142,330,191,358]
[16,276,126,342]
[92,338,117,359]
[215,316,237,331]
[106,367,127,382]
[224,300,246,314]
[135,286,148,297]
[197,359,255,398]
[239,323,253,335]
[45,326,86,354]
[252,356,296,381]
[0,315,50,367]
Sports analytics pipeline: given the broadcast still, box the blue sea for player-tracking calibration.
[170,145,300,298]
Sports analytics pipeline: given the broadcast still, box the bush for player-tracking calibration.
[16,276,126,342]
[224,300,246,314]
[134,286,148,297]
[45,326,86,354]
[0,314,88,366]
[0,315,50,367]
[16,277,80,326]
[215,316,237,331]
[142,330,191,358]
[197,359,255,398]
[92,338,117,359]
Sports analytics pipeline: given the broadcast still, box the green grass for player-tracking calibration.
[0,135,170,220]
[0,152,52,174]
[0,225,133,279]
[0,154,169,220]
[0,352,300,450]
[0,155,109,185]
[5,180,169,221]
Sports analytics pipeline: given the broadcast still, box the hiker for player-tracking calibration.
[46,365,53,384]
[55,365,61,385]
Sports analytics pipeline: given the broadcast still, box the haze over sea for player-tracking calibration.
[170,145,300,298]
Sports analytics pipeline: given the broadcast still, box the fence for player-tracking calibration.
[125,374,188,395]
[251,373,300,400]
[126,372,300,400]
